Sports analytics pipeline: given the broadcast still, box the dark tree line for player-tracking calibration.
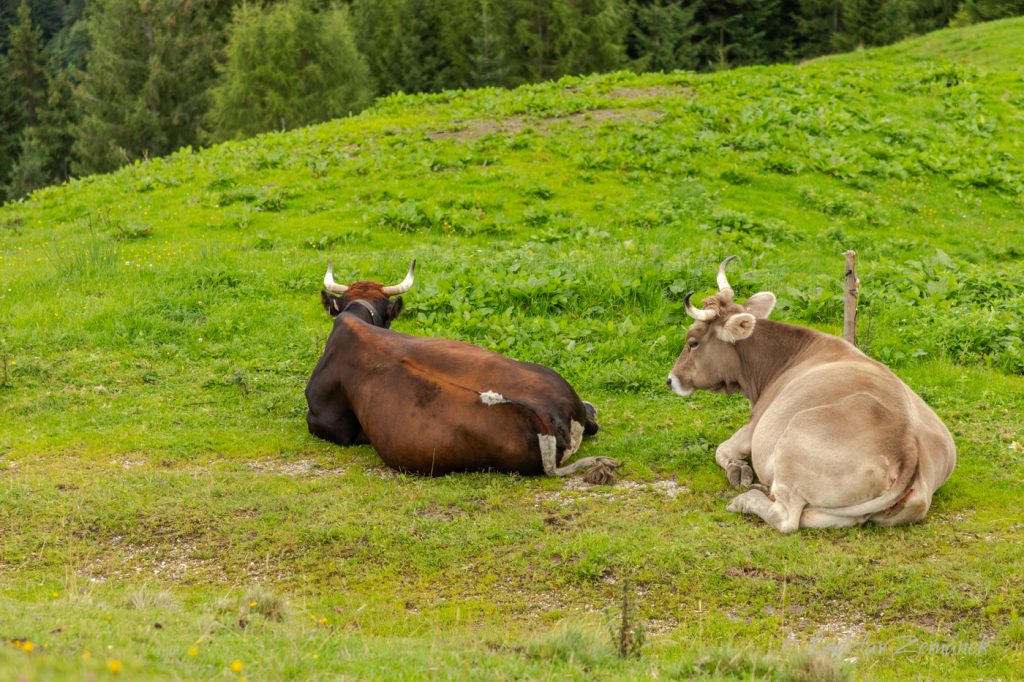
[2,0,1023,201]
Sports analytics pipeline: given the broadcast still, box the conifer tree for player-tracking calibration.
[2,0,50,198]
[627,0,702,72]
[471,0,509,86]
[73,0,219,175]
[4,62,78,199]
[761,0,802,61]
[904,0,959,33]
[397,0,446,91]
[833,0,903,50]
[352,0,447,94]
[207,0,373,141]
[962,0,1024,20]
[0,0,53,48]
[503,0,557,84]
[0,62,22,194]
[351,0,400,92]
[793,0,841,57]
[696,0,782,68]
[45,0,90,71]
[431,0,478,89]
[6,0,47,127]
[38,62,77,182]
[552,0,629,76]
[5,127,50,197]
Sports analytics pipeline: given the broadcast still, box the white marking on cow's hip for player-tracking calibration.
[479,390,508,406]
[567,420,584,458]
[539,431,619,479]
[538,434,559,476]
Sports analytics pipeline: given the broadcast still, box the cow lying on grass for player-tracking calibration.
[667,257,956,533]
[306,261,617,479]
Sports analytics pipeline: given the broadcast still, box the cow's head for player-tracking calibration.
[320,260,415,328]
[667,256,776,397]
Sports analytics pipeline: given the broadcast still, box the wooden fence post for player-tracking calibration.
[843,250,859,346]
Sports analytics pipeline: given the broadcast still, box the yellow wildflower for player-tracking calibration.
[231,659,244,673]
[187,646,199,657]
[107,659,123,674]
[83,650,92,660]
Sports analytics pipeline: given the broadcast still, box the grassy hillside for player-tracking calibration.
[2,17,1023,681]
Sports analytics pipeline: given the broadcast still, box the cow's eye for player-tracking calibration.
[687,338,699,349]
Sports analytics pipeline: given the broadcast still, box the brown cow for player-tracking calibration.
[305,261,617,478]
[667,257,956,532]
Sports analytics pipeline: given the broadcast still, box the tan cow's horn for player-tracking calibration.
[381,260,416,296]
[717,255,738,292]
[323,261,349,294]
[684,292,717,321]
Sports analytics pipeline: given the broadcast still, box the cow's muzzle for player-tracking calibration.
[667,373,694,397]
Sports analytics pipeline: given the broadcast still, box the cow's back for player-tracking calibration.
[749,349,952,496]
[335,318,586,474]
[355,363,549,474]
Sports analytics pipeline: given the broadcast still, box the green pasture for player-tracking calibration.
[1,17,1023,681]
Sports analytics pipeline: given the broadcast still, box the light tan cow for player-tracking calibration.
[667,257,956,533]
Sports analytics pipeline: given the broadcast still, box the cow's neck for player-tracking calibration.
[735,319,818,405]
[341,300,382,327]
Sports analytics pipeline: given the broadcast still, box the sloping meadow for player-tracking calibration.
[1,18,1022,681]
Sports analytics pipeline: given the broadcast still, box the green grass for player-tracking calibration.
[2,16,1024,681]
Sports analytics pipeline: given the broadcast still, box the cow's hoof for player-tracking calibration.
[726,459,754,488]
[726,494,747,513]
[726,489,762,514]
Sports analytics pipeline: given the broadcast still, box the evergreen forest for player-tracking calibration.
[2,0,1023,202]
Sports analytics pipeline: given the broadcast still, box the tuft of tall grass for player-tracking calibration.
[47,230,119,281]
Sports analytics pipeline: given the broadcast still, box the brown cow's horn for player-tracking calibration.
[323,261,349,294]
[717,255,737,292]
[381,259,416,296]
[684,292,717,321]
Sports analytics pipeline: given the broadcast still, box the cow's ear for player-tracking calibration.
[744,291,776,319]
[321,290,343,316]
[387,296,404,323]
[722,312,757,342]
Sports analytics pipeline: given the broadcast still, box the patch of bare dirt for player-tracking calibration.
[366,465,402,480]
[781,599,870,662]
[82,537,225,584]
[533,478,691,507]
[724,566,815,585]
[415,503,462,522]
[644,617,681,638]
[473,578,682,639]
[244,459,346,477]
[426,108,662,143]
[426,119,504,141]
[608,85,695,100]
